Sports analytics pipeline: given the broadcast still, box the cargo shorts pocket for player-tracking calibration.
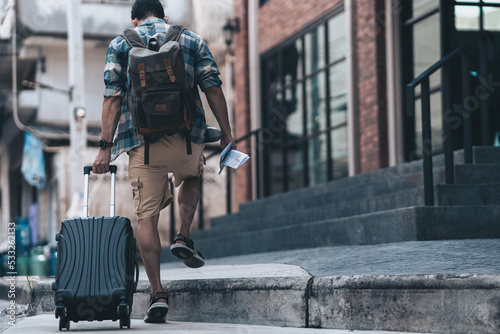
[131,178,143,215]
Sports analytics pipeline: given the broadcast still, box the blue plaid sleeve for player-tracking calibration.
[194,38,222,91]
[103,37,129,97]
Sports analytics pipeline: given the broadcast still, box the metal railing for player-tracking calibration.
[406,31,496,206]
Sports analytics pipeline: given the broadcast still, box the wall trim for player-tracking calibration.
[346,0,360,176]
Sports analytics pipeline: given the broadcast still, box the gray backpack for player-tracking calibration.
[121,25,196,164]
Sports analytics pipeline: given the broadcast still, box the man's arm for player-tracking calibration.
[92,96,122,174]
[204,85,236,150]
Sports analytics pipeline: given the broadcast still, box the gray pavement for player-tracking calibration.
[1,314,426,334]
[1,239,499,333]
[159,238,500,276]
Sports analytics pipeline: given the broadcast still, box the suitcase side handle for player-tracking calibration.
[83,165,117,217]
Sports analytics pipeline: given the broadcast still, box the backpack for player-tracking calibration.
[120,25,196,164]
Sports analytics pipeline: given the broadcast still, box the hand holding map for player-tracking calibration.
[218,142,250,175]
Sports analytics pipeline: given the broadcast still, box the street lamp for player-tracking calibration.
[222,18,240,47]
[74,107,86,120]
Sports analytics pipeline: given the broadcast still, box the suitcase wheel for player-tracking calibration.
[59,317,70,331]
[117,303,130,317]
[119,316,130,329]
[55,305,66,318]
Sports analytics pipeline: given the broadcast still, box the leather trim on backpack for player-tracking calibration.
[138,63,146,88]
[163,59,176,82]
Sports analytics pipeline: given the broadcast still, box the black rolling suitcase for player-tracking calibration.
[53,165,138,331]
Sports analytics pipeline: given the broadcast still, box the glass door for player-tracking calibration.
[452,1,500,146]
[401,0,443,160]
[401,0,500,160]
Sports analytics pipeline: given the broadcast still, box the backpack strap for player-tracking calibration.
[165,25,186,43]
[120,28,146,48]
[144,136,151,165]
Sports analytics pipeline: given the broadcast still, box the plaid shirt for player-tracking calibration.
[103,18,223,161]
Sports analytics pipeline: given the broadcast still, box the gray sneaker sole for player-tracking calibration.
[144,302,169,323]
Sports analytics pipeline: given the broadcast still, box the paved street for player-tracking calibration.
[1,239,499,333]
[160,238,500,276]
[1,314,426,334]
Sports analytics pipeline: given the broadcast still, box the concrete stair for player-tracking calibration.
[171,147,500,261]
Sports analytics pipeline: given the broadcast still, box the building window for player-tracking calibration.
[401,0,500,160]
[260,10,348,196]
[401,1,443,160]
[454,0,500,31]
[259,0,271,7]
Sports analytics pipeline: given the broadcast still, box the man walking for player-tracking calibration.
[92,0,235,323]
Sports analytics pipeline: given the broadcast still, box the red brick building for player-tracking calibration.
[228,0,500,208]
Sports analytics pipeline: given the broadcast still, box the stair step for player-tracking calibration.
[212,181,422,228]
[455,164,500,184]
[238,153,463,214]
[473,146,500,164]
[436,184,500,205]
[199,188,425,238]
[191,206,500,259]
[236,176,424,219]
[224,179,423,227]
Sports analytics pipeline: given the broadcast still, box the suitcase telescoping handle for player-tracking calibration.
[83,165,117,217]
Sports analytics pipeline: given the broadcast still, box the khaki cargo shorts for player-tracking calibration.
[128,133,205,220]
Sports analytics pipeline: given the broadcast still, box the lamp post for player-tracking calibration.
[67,0,87,201]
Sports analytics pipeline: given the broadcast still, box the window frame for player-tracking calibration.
[260,5,348,196]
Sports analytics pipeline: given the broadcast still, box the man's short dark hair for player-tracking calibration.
[131,0,165,20]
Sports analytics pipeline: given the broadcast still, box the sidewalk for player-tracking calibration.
[2,239,500,333]
[2,314,424,334]
[159,238,500,276]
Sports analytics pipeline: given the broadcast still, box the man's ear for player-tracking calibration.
[163,16,169,23]
[131,18,139,27]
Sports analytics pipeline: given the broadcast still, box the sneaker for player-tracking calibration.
[144,291,169,323]
[170,234,205,268]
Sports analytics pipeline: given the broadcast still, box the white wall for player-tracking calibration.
[17,0,191,38]
[21,38,108,124]
[0,0,14,39]
[0,153,10,242]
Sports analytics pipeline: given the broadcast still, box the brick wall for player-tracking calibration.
[354,0,389,172]
[259,0,343,54]
[232,0,252,209]
[258,0,389,173]
[231,0,390,207]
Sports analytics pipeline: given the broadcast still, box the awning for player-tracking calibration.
[0,57,37,90]
[28,122,101,148]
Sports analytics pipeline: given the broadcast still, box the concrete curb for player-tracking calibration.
[30,277,311,328]
[23,273,500,333]
[0,277,31,305]
[309,274,500,333]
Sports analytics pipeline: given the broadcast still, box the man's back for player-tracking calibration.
[103,17,222,160]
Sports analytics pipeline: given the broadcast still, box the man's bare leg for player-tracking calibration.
[170,175,205,268]
[177,176,200,240]
[136,214,167,302]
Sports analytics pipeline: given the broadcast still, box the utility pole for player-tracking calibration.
[67,0,87,199]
